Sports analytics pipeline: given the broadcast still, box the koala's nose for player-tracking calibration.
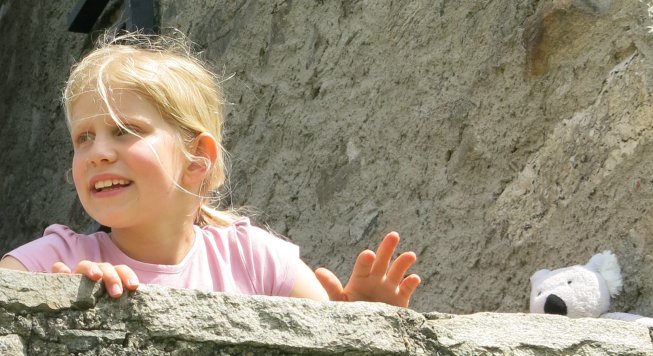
[544,294,567,316]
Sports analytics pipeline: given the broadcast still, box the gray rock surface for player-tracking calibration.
[3,0,653,319]
[0,269,651,355]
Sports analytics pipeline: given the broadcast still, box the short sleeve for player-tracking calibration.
[229,220,300,296]
[3,224,98,273]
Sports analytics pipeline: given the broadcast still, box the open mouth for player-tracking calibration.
[93,179,133,193]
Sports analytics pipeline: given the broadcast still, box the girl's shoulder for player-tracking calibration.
[6,224,110,273]
[33,224,111,257]
[42,224,107,241]
[196,218,299,296]
[199,217,297,249]
[201,217,264,238]
[42,224,83,238]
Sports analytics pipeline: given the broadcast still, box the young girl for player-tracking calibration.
[0,32,420,307]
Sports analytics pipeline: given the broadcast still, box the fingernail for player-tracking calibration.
[128,279,138,287]
[90,267,102,277]
[111,284,123,296]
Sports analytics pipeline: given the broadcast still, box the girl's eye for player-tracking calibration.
[116,125,140,136]
[76,132,94,144]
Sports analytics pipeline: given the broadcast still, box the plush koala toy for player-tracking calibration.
[529,251,653,327]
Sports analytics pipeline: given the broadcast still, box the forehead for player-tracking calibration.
[68,89,163,126]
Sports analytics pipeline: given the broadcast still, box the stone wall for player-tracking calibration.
[3,0,653,318]
[0,270,651,355]
[0,0,86,250]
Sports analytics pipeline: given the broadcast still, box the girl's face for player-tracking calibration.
[69,89,190,229]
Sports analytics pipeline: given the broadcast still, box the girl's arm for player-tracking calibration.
[0,256,28,271]
[289,260,330,301]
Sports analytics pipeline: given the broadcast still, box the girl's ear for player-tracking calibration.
[183,132,218,186]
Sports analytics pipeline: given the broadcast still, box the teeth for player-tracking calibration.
[94,179,130,190]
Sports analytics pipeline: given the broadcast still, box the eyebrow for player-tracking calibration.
[70,113,152,128]
[68,114,103,133]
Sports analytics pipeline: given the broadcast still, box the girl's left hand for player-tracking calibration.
[314,231,421,308]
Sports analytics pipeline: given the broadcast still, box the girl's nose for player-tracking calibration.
[88,139,118,166]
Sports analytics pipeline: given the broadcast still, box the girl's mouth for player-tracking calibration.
[93,179,133,193]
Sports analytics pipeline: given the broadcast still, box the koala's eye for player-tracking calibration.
[537,291,542,296]
[567,280,572,285]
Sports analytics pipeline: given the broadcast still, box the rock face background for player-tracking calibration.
[2,0,653,316]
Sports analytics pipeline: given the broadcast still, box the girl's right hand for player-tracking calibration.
[314,231,420,307]
[52,261,139,298]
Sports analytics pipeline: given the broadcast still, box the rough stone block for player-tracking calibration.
[0,270,651,355]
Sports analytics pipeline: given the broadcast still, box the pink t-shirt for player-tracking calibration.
[5,218,299,297]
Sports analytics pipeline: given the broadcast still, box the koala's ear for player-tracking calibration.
[530,269,551,287]
[586,250,623,298]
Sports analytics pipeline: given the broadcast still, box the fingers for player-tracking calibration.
[314,267,346,301]
[115,265,140,292]
[369,231,400,276]
[97,263,124,298]
[51,262,72,274]
[398,274,421,302]
[72,261,137,298]
[350,249,376,279]
[386,251,417,285]
[52,261,139,299]
[72,260,103,281]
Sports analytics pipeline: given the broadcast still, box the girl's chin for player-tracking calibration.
[84,205,138,228]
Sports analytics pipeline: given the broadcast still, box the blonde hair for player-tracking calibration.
[63,30,238,227]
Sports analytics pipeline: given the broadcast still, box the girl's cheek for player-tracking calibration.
[71,156,84,188]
